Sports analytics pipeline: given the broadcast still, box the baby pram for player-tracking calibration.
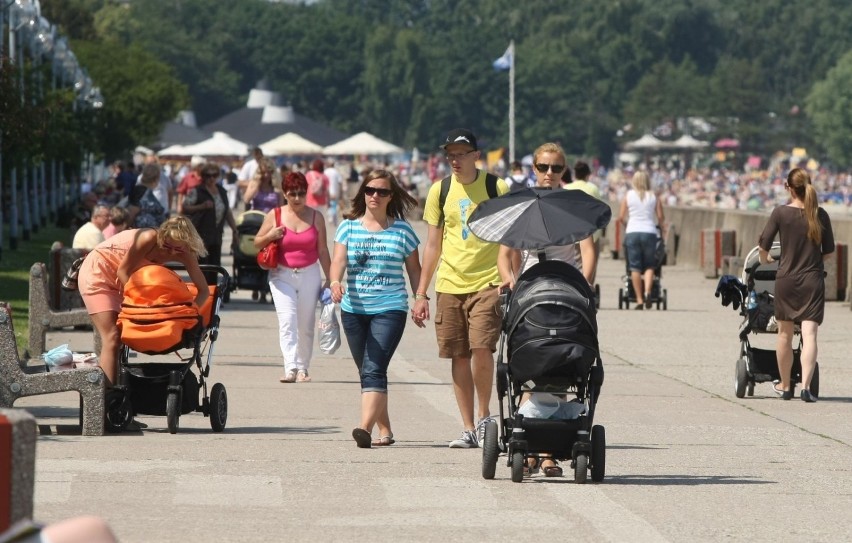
[231,210,270,302]
[729,242,819,398]
[617,228,668,310]
[481,260,606,484]
[106,264,230,434]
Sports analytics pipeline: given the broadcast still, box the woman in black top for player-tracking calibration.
[182,163,237,266]
[758,168,834,402]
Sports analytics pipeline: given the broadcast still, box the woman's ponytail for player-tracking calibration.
[803,183,821,245]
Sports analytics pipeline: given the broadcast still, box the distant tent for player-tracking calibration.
[260,132,323,156]
[624,134,667,151]
[672,135,709,149]
[180,131,249,157]
[322,132,404,156]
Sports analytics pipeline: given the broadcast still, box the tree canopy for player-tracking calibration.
[29,0,852,166]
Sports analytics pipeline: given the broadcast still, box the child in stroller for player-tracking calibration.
[618,227,668,310]
[481,260,605,484]
[721,242,820,399]
[107,263,230,434]
[232,210,271,303]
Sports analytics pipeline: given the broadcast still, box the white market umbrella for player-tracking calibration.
[672,134,709,149]
[322,131,404,155]
[157,144,190,157]
[260,132,323,156]
[624,134,667,151]
[181,131,249,157]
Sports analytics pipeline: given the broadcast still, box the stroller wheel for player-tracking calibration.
[735,357,748,398]
[209,383,228,432]
[574,453,589,484]
[510,450,525,483]
[105,390,132,433]
[166,392,181,434]
[591,425,606,482]
[481,419,499,480]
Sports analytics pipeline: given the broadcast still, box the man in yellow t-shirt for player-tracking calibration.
[413,128,509,449]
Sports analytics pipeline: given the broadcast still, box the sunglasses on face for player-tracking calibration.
[445,150,476,161]
[364,186,392,198]
[534,163,565,174]
[286,191,307,198]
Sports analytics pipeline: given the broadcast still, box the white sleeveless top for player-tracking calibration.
[520,245,579,275]
[625,190,658,234]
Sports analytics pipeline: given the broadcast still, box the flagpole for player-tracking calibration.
[508,40,515,163]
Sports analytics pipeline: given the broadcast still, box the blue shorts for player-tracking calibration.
[625,232,657,272]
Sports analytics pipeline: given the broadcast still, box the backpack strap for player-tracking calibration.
[437,171,500,227]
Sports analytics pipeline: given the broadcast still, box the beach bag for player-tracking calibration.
[307,170,326,197]
[257,207,281,270]
[61,256,87,291]
[318,291,340,355]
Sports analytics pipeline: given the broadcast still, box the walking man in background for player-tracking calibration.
[412,129,509,448]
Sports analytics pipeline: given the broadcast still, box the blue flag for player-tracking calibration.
[493,44,512,71]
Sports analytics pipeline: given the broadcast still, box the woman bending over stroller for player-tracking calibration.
[497,142,598,477]
[758,168,834,402]
[77,216,210,385]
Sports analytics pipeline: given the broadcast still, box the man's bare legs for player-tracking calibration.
[451,348,494,431]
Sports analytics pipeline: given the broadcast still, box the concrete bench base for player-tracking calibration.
[0,303,105,436]
[0,408,36,531]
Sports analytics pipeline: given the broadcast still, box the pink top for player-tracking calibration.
[279,215,319,269]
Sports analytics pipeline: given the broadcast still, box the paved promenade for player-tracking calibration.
[17,219,852,542]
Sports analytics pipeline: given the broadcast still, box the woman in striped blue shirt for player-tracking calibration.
[330,169,423,448]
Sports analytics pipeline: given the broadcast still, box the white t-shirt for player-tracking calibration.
[324,166,343,199]
[625,190,658,234]
[72,221,105,250]
[238,159,258,183]
[520,245,579,275]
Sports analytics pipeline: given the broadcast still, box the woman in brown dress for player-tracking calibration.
[758,168,834,402]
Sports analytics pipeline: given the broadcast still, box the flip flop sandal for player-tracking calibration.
[523,458,540,476]
[372,435,395,446]
[352,428,372,448]
[542,462,563,477]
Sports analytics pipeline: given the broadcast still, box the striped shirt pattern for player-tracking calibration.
[334,219,420,314]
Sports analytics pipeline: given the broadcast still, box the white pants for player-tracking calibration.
[268,262,321,372]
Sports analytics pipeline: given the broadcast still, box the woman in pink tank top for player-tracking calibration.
[254,171,332,383]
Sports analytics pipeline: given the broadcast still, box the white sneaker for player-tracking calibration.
[448,430,478,448]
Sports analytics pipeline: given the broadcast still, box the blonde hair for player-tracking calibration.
[250,158,283,193]
[532,142,566,165]
[631,171,651,201]
[157,215,208,257]
[787,168,822,244]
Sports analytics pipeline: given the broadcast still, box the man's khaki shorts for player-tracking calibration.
[435,287,502,359]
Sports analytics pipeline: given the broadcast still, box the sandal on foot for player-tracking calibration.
[352,428,372,448]
[372,434,395,446]
[542,460,563,477]
[280,370,297,383]
[523,458,540,476]
[296,370,311,382]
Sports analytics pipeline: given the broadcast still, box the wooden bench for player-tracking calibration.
[0,302,105,436]
[27,263,100,359]
[0,408,36,532]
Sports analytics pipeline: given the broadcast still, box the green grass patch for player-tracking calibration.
[0,225,73,355]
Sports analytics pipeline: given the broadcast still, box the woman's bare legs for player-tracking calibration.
[630,271,644,304]
[90,311,120,385]
[642,268,655,300]
[799,320,819,391]
[775,320,795,391]
[360,391,391,438]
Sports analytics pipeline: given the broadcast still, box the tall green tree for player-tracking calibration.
[806,50,852,167]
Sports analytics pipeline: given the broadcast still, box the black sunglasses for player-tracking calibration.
[534,163,565,174]
[286,191,307,198]
[364,186,392,198]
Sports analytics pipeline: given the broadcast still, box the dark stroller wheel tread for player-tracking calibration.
[166,392,180,434]
[735,357,748,398]
[591,425,606,482]
[662,289,668,310]
[574,453,589,484]
[618,288,624,310]
[510,451,525,483]
[105,391,132,433]
[481,419,499,480]
[209,383,228,432]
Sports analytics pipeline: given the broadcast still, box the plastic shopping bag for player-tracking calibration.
[43,344,74,371]
[318,297,341,355]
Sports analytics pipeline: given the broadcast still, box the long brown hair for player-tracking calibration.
[787,167,822,244]
[344,169,418,220]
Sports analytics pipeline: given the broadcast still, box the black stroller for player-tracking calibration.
[106,264,230,434]
[617,229,668,310]
[481,260,606,483]
[231,210,270,303]
[731,242,819,398]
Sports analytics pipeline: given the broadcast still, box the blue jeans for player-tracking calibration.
[341,310,407,393]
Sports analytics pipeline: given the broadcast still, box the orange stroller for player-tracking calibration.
[106,264,229,434]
